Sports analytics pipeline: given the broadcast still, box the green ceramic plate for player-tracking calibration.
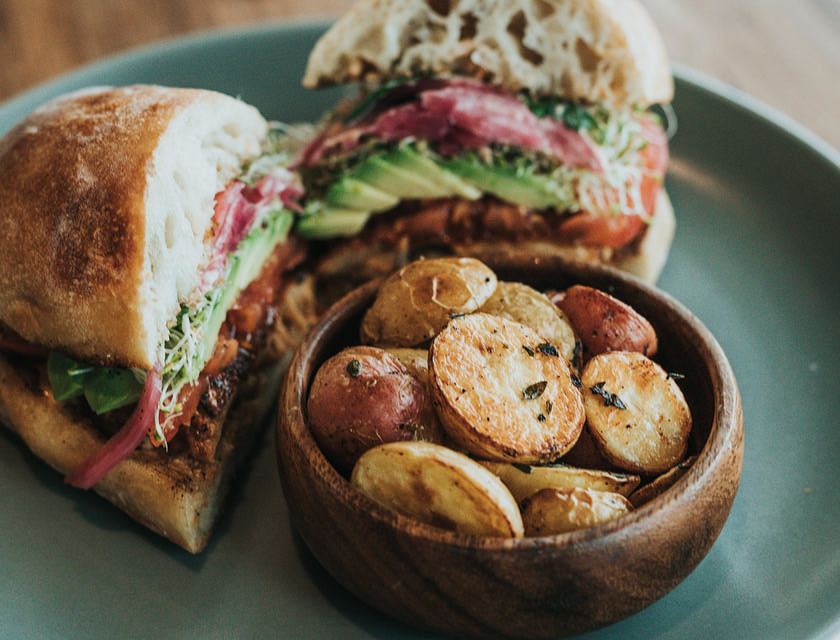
[0,21,838,640]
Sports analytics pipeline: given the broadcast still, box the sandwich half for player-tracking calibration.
[295,0,675,295]
[0,85,315,553]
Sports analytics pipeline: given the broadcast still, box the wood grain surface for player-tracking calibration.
[0,0,838,149]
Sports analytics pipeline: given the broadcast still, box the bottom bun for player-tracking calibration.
[0,275,316,553]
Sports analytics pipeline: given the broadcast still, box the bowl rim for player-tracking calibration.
[279,258,743,551]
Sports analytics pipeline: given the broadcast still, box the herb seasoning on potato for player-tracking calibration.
[429,313,585,464]
[306,257,695,536]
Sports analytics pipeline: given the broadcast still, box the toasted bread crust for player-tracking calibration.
[0,352,275,553]
[0,87,166,366]
[0,86,267,369]
[304,0,673,107]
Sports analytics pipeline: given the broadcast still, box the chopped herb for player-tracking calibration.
[346,359,362,377]
[537,413,547,422]
[573,341,584,370]
[449,312,467,319]
[522,345,535,357]
[571,373,582,388]
[512,462,532,474]
[523,381,548,399]
[590,381,627,409]
[545,399,553,415]
[669,372,686,380]
[537,342,559,357]
[560,103,598,132]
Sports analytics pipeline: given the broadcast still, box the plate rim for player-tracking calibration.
[0,18,838,640]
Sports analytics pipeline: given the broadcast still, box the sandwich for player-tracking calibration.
[294,0,675,295]
[0,85,316,553]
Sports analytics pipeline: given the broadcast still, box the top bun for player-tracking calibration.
[303,0,673,107]
[0,85,267,369]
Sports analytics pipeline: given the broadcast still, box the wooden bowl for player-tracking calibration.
[276,255,743,639]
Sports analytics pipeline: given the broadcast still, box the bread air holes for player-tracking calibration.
[575,37,600,73]
[459,12,478,40]
[426,0,454,17]
[506,10,545,66]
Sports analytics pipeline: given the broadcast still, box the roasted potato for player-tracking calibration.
[360,257,497,347]
[384,347,446,444]
[351,441,524,537]
[429,313,585,463]
[520,487,633,535]
[629,456,696,507]
[478,461,641,501]
[581,351,691,474]
[555,285,658,358]
[478,281,577,361]
[560,424,615,471]
[307,346,426,472]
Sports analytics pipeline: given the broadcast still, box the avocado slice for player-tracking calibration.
[385,146,482,200]
[296,207,371,239]
[441,156,573,210]
[351,156,452,199]
[325,176,399,212]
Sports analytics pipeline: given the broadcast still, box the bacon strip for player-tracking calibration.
[64,368,163,489]
[296,78,602,171]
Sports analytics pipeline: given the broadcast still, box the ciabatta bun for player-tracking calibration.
[303,0,673,107]
[0,86,267,369]
[0,274,315,553]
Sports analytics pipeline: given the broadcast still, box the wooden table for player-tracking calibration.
[1,0,838,150]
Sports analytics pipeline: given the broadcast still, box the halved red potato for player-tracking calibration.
[307,346,426,472]
[554,284,658,358]
[351,441,524,537]
[581,351,691,474]
[429,313,585,463]
[520,487,633,535]
[360,256,497,347]
[384,347,446,444]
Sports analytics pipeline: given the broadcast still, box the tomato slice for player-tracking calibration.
[561,115,668,248]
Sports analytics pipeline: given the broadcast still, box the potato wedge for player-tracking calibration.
[629,456,696,507]
[520,487,632,535]
[478,461,641,501]
[478,281,577,362]
[429,313,585,463]
[351,441,524,537]
[581,351,691,474]
[360,257,497,347]
[555,285,657,358]
[307,346,426,473]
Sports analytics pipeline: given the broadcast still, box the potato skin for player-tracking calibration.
[520,487,633,535]
[307,346,426,473]
[554,285,657,358]
[351,441,524,537]
[360,257,497,347]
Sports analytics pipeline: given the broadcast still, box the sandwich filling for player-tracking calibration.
[293,77,668,251]
[4,141,305,489]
